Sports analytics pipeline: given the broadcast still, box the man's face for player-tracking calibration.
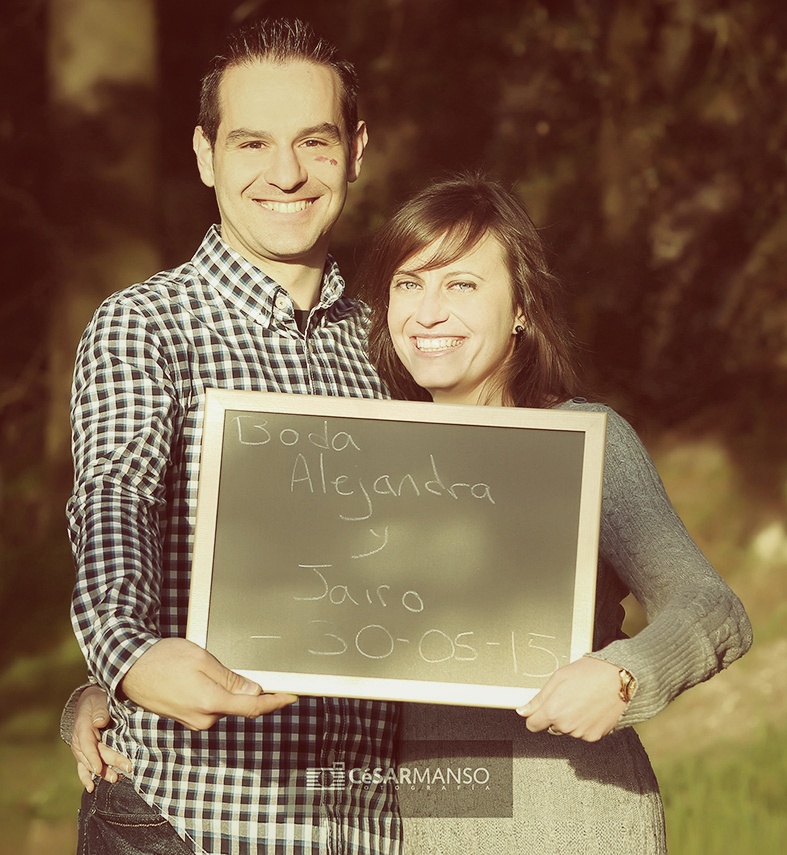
[194,60,366,274]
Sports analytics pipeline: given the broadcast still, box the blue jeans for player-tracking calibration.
[78,778,192,854]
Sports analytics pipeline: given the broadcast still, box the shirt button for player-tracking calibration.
[275,294,289,311]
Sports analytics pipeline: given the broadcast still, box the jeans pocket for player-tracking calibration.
[78,778,191,855]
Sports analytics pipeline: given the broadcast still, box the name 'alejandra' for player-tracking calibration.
[290,452,495,521]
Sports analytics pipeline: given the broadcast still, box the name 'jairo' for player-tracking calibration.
[289,451,496,521]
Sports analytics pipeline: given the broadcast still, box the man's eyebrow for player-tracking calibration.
[224,124,343,144]
[299,123,343,141]
[225,128,272,144]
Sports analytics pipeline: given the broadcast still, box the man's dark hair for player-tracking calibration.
[198,18,360,146]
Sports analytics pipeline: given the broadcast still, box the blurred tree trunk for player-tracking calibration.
[46,0,160,503]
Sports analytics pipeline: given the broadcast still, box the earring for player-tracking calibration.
[514,324,525,335]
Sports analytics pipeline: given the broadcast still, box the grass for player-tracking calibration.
[0,735,81,855]
[653,725,787,855]
[0,635,85,855]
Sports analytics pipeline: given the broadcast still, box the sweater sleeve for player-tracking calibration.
[59,683,92,745]
[585,407,753,726]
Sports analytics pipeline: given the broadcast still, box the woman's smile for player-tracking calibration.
[412,336,465,353]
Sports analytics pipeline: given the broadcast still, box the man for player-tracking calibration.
[66,18,401,855]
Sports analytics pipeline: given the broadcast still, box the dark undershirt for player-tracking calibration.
[293,308,309,334]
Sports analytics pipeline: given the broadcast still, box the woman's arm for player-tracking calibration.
[61,685,132,792]
[588,407,752,725]
[518,405,752,739]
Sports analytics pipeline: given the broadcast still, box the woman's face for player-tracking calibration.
[387,233,524,406]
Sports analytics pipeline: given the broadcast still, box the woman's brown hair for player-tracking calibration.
[359,174,584,408]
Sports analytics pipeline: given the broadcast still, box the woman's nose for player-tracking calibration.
[413,287,449,327]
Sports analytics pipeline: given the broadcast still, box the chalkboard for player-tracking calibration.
[187,389,606,708]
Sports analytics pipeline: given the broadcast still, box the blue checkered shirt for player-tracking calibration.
[67,226,402,854]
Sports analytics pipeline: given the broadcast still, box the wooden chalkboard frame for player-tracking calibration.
[187,389,606,709]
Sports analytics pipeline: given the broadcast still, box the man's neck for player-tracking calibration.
[216,227,330,310]
[263,258,326,310]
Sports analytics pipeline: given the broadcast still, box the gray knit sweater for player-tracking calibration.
[398,401,753,854]
[572,402,751,722]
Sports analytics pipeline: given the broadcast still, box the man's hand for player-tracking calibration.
[120,637,298,730]
[71,686,132,792]
[516,657,627,742]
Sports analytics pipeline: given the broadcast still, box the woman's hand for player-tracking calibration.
[516,657,628,742]
[70,686,132,792]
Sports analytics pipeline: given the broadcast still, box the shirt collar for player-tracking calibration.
[191,225,346,327]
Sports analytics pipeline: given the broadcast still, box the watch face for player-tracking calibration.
[619,669,637,702]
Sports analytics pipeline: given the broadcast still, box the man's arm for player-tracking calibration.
[68,296,177,694]
[68,296,295,726]
[120,638,297,729]
[64,664,295,796]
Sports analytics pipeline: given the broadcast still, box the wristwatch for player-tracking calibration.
[618,668,638,703]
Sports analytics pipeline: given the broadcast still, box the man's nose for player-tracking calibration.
[265,146,307,191]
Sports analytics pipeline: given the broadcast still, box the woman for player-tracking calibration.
[65,175,752,853]
[357,174,752,853]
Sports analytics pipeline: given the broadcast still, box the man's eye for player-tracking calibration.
[241,141,264,150]
[303,138,327,147]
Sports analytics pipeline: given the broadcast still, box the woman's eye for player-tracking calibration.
[450,281,476,292]
[392,280,420,291]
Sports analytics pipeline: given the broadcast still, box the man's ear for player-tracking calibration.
[193,126,216,188]
[348,120,368,184]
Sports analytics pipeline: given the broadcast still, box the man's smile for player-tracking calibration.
[256,199,316,213]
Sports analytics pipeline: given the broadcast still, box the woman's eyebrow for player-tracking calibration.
[394,267,487,280]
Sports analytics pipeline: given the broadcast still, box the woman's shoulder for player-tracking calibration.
[558,396,609,413]
[557,397,624,426]
[556,398,650,461]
